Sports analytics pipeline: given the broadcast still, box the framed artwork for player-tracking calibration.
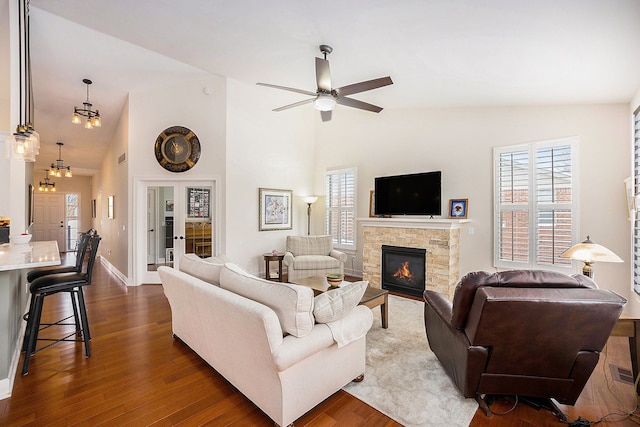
[27,184,34,226]
[259,188,292,231]
[448,198,468,219]
[92,199,97,219]
[187,187,210,218]
[108,195,115,219]
[165,199,174,212]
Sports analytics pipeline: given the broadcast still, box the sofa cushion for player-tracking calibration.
[179,253,231,286]
[314,281,368,323]
[220,263,315,337]
[292,255,340,271]
[286,235,333,256]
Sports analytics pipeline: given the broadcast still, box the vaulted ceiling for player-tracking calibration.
[24,0,640,174]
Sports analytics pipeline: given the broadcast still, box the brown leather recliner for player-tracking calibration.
[423,270,627,417]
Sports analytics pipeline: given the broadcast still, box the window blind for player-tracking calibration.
[633,107,640,293]
[494,138,577,270]
[325,168,356,248]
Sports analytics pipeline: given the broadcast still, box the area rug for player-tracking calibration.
[343,295,478,426]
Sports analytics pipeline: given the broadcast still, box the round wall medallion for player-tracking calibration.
[154,126,201,172]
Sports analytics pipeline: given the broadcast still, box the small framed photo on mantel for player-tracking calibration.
[448,198,468,219]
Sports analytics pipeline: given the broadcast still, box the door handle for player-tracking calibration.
[174,236,185,240]
[149,229,155,232]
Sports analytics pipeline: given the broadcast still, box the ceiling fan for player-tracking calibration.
[257,44,393,122]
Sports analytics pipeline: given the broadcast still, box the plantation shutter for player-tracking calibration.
[633,107,640,293]
[325,168,356,249]
[494,138,577,270]
[496,150,530,263]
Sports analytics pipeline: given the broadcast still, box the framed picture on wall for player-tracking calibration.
[259,188,292,231]
[92,199,97,219]
[186,188,210,218]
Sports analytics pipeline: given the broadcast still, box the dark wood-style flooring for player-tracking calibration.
[0,258,638,426]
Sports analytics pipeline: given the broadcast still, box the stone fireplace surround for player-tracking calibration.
[360,218,469,300]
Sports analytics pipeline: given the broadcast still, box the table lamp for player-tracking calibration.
[560,236,623,278]
[303,196,318,235]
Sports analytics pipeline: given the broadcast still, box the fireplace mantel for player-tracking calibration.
[359,217,470,230]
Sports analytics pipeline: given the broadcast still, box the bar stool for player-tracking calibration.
[21,231,93,352]
[22,235,101,375]
[26,229,95,282]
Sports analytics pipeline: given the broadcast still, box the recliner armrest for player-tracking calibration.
[283,252,294,266]
[424,290,454,326]
[329,249,347,263]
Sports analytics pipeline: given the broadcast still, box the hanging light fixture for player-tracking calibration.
[48,142,72,178]
[4,0,38,162]
[38,176,56,192]
[72,78,102,129]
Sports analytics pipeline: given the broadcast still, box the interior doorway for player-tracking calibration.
[135,178,217,284]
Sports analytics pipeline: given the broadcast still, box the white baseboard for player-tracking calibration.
[99,256,130,286]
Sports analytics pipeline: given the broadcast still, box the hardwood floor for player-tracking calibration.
[0,260,638,426]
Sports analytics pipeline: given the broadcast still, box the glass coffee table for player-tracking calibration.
[290,275,388,329]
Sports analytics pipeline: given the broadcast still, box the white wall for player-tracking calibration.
[126,76,227,282]
[314,104,631,305]
[225,79,315,274]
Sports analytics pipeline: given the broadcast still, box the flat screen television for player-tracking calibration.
[374,171,441,216]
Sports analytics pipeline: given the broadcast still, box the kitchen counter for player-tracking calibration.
[0,240,60,398]
[0,241,60,271]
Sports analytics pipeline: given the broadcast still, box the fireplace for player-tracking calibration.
[381,245,426,298]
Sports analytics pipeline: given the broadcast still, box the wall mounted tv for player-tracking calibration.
[374,171,441,216]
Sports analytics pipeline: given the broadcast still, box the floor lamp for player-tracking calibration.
[560,236,623,279]
[303,196,318,235]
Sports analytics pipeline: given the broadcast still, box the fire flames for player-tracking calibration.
[392,261,414,281]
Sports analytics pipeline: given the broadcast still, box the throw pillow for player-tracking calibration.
[314,280,368,323]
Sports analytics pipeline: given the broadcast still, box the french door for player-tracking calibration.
[134,178,217,284]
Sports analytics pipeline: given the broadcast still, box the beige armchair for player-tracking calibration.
[283,235,347,281]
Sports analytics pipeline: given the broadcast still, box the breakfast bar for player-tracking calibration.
[0,241,60,398]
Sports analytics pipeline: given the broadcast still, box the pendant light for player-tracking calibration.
[48,142,72,178]
[72,79,102,129]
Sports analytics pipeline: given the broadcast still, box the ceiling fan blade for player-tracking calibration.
[320,110,332,122]
[335,76,393,97]
[256,82,317,97]
[315,57,331,92]
[273,98,315,112]
[336,96,383,113]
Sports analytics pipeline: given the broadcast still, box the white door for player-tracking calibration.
[135,179,216,284]
[32,193,66,251]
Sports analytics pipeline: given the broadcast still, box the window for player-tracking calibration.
[494,137,578,271]
[66,193,80,252]
[633,107,640,293]
[325,168,356,249]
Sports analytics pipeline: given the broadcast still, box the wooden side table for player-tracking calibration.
[263,253,284,282]
[611,314,640,394]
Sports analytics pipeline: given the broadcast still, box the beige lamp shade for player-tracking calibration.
[303,196,318,205]
[560,236,622,278]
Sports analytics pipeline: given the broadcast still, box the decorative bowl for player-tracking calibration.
[11,233,32,244]
[326,273,344,287]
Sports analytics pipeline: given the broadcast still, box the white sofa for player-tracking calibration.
[158,254,373,427]
[283,235,347,280]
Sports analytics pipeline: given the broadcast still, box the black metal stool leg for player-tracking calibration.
[22,293,37,352]
[76,288,91,357]
[22,294,44,375]
[69,290,81,337]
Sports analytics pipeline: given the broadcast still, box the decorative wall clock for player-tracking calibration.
[154,126,201,172]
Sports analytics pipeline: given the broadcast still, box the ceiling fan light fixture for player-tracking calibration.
[314,93,336,111]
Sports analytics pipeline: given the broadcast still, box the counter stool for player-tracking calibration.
[21,231,93,353]
[22,235,101,375]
